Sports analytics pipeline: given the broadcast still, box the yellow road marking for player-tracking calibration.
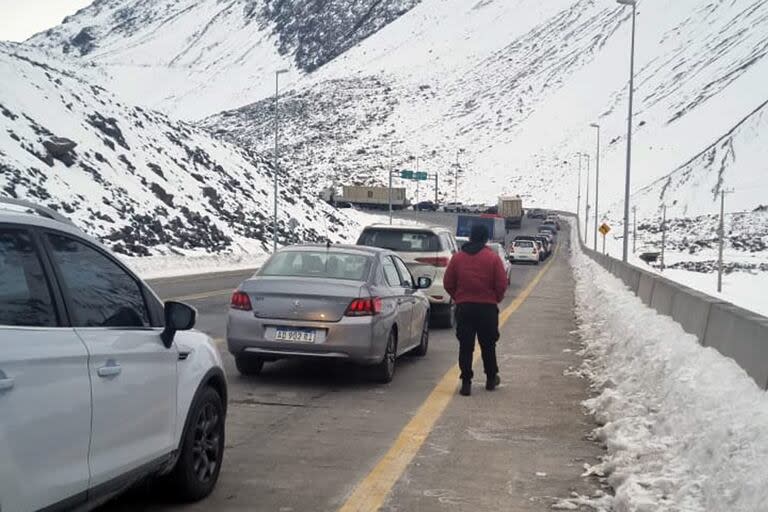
[338,243,560,512]
[166,288,234,303]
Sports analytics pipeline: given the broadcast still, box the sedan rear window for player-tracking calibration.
[358,229,440,252]
[514,241,534,248]
[261,251,372,281]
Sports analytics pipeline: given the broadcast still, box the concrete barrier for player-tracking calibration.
[649,277,678,317]
[637,271,656,306]
[703,303,768,389]
[670,288,718,340]
[568,212,768,390]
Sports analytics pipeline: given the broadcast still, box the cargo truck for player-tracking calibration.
[456,214,505,242]
[339,186,407,210]
[498,196,523,230]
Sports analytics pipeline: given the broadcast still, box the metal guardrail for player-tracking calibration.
[565,212,768,391]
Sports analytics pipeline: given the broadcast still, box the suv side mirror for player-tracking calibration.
[160,301,197,348]
[416,276,432,289]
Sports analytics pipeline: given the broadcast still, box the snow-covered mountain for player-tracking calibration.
[0,42,356,258]
[25,0,420,119]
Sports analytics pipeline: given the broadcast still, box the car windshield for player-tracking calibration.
[358,229,440,252]
[260,251,372,281]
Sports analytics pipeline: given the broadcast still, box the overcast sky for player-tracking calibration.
[0,0,92,42]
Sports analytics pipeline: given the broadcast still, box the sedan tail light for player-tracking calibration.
[345,297,382,316]
[230,291,252,311]
[415,256,449,267]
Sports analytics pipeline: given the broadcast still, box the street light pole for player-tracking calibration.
[576,153,583,229]
[617,0,637,262]
[584,153,591,245]
[273,68,289,253]
[455,149,463,206]
[590,123,601,251]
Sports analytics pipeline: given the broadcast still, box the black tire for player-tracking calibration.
[235,355,264,376]
[167,387,225,502]
[373,331,397,383]
[412,317,429,357]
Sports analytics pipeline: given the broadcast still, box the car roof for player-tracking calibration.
[280,244,388,257]
[365,223,451,233]
[0,199,98,244]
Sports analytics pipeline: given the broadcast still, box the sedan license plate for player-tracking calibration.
[274,327,316,343]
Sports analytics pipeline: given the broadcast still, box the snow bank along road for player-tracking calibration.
[103,213,602,512]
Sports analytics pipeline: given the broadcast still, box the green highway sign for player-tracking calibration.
[400,170,414,179]
[415,171,428,181]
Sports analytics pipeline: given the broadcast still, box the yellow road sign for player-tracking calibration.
[599,223,611,236]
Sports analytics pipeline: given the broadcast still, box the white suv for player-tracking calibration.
[0,198,227,512]
[357,224,458,327]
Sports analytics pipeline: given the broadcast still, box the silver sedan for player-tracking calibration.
[226,245,432,382]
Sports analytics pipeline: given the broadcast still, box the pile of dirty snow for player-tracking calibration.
[568,221,768,511]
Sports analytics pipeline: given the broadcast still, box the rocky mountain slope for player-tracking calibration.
[0,43,355,258]
[25,0,420,119]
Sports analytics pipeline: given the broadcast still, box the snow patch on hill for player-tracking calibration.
[0,43,362,258]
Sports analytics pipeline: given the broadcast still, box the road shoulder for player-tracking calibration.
[382,244,602,511]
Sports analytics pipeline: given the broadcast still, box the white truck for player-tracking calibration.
[498,196,524,230]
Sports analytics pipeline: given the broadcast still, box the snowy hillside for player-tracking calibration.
[0,43,358,259]
[25,0,420,119]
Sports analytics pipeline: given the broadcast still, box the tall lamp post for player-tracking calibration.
[455,149,465,206]
[590,123,601,251]
[273,68,289,253]
[583,153,591,245]
[617,0,637,262]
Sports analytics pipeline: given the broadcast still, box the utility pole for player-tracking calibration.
[632,205,637,254]
[660,203,667,271]
[434,173,439,204]
[590,123,601,252]
[389,143,395,224]
[584,154,591,245]
[273,68,288,253]
[717,189,734,292]
[455,149,463,206]
[415,156,420,204]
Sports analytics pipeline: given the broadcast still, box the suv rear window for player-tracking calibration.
[358,229,440,252]
[261,251,372,281]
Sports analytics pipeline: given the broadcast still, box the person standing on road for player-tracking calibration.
[443,224,508,396]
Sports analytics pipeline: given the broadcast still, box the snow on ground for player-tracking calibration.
[568,221,768,511]
[586,209,768,317]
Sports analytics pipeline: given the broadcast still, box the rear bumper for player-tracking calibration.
[511,253,539,262]
[226,311,388,365]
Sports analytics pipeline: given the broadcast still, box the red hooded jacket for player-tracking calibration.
[444,245,508,304]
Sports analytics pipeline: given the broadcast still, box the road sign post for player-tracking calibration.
[599,222,611,255]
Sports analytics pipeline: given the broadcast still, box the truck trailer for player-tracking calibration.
[498,196,524,230]
[456,214,505,242]
[340,186,407,210]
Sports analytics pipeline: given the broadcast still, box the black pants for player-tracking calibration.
[455,303,500,381]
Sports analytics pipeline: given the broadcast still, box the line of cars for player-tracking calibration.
[508,213,560,265]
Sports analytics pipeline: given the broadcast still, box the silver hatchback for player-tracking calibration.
[226,245,432,382]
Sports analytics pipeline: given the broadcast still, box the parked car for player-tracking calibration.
[488,242,512,284]
[509,239,541,264]
[0,197,227,512]
[442,202,464,213]
[538,225,557,238]
[533,235,552,259]
[357,224,458,327]
[227,245,431,382]
[415,200,438,212]
[544,215,561,230]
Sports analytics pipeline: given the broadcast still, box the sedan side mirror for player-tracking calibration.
[160,301,197,348]
[416,276,432,289]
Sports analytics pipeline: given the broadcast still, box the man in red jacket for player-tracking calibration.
[444,224,508,396]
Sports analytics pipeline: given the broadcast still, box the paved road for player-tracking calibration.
[104,213,596,511]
